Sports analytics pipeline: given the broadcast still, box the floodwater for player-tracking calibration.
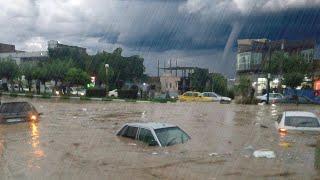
[0,97,320,179]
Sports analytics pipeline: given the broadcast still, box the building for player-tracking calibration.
[160,73,180,93]
[236,39,315,94]
[0,42,49,65]
[0,43,15,53]
[48,40,86,53]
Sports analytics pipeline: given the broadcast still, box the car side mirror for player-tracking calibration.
[149,139,158,146]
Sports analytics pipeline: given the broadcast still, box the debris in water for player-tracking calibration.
[253,149,276,159]
[128,143,137,146]
[152,152,158,155]
[279,142,292,148]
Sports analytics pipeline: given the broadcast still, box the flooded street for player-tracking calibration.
[0,97,320,179]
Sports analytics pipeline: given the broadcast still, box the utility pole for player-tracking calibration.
[266,40,271,104]
[157,60,160,77]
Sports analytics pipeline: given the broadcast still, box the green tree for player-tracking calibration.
[236,76,251,97]
[66,68,90,87]
[0,59,19,91]
[207,73,228,96]
[20,63,37,92]
[190,68,210,92]
[47,60,72,85]
[33,65,50,93]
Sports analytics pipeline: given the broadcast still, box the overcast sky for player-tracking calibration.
[1,0,320,77]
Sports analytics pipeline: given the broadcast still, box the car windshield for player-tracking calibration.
[155,127,190,146]
[0,102,33,114]
[285,116,320,128]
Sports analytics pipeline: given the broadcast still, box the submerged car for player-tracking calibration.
[70,87,86,96]
[116,122,190,147]
[202,92,232,103]
[179,91,211,102]
[256,93,284,103]
[0,102,41,123]
[276,111,320,133]
[108,89,118,97]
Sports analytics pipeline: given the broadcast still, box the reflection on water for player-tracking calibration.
[29,122,44,158]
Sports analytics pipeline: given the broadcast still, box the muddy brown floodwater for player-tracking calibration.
[0,97,320,179]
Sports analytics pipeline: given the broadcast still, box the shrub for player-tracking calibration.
[41,93,51,99]
[9,93,18,97]
[80,96,90,101]
[86,88,106,98]
[102,97,112,101]
[61,95,70,99]
[118,89,138,99]
[25,93,34,98]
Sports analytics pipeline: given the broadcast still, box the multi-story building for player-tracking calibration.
[0,42,49,65]
[236,39,315,94]
[48,40,86,53]
[0,43,15,53]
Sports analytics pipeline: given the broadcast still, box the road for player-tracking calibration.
[0,97,320,179]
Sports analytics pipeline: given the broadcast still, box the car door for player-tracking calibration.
[121,125,139,139]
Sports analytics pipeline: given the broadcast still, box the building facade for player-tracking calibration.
[160,73,180,93]
[0,43,15,53]
[48,40,86,53]
[236,39,315,94]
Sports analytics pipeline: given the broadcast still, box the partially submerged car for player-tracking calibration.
[202,92,232,103]
[116,122,190,147]
[276,111,320,133]
[256,93,284,103]
[0,102,41,123]
[179,91,211,102]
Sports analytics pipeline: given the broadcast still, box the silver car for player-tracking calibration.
[116,122,190,147]
[256,93,284,103]
[202,92,232,103]
[275,111,320,133]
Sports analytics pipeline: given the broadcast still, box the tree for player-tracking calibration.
[0,59,19,91]
[47,60,72,85]
[207,73,228,96]
[20,63,36,92]
[190,68,210,92]
[236,76,251,97]
[33,65,50,93]
[65,68,90,87]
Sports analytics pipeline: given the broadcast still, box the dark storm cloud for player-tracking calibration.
[1,0,320,77]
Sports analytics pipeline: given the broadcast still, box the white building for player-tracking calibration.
[160,73,180,93]
[0,51,48,64]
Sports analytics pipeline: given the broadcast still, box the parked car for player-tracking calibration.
[108,89,118,97]
[179,91,211,102]
[155,92,179,100]
[70,87,86,96]
[275,111,320,133]
[202,92,232,103]
[0,102,41,123]
[116,122,190,147]
[256,93,284,103]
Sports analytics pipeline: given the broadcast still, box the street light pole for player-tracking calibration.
[266,40,272,104]
[105,64,109,92]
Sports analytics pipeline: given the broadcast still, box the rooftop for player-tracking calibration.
[125,122,177,130]
[284,111,318,118]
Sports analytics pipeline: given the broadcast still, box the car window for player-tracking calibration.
[155,127,190,146]
[193,93,198,97]
[121,126,138,139]
[138,128,157,146]
[0,103,33,114]
[184,92,192,96]
[203,93,208,97]
[285,116,320,128]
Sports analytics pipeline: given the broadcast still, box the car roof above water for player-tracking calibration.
[124,122,177,130]
[284,111,318,118]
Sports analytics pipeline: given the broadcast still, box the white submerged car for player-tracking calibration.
[116,122,190,147]
[276,111,320,133]
[202,92,232,103]
[256,93,284,103]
